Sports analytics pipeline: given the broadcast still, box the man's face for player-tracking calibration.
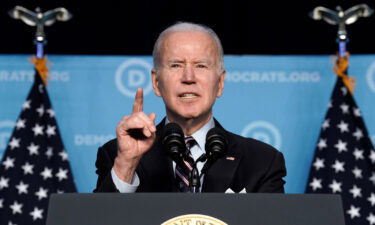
[152,31,225,122]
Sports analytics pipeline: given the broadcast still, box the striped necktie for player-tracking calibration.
[175,136,196,192]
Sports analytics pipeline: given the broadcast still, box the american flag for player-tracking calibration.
[0,68,76,225]
[306,77,375,225]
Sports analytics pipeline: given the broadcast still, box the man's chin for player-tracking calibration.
[168,111,199,121]
[176,111,212,122]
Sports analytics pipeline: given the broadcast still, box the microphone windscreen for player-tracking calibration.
[205,127,228,158]
[162,122,184,144]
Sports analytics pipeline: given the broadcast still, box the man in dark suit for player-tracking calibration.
[94,22,286,193]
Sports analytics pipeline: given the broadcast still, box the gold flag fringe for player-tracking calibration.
[333,53,356,94]
[30,56,49,86]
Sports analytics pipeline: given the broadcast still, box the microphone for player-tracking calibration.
[162,122,186,165]
[201,127,228,175]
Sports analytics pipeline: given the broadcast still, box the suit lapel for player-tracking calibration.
[202,119,243,192]
[138,119,178,192]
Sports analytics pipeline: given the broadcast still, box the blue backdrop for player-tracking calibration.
[1,54,374,193]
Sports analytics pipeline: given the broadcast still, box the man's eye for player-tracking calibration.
[196,64,207,68]
[170,64,181,68]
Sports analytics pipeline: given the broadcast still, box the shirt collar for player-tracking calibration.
[165,117,215,150]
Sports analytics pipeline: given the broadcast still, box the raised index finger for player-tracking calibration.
[132,88,143,113]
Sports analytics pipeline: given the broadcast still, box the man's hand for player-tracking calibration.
[113,88,156,183]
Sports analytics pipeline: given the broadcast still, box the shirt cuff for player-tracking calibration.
[111,167,139,193]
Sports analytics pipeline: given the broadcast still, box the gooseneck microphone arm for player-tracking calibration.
[190,165,200,193]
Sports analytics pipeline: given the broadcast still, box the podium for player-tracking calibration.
[46,193,345,225]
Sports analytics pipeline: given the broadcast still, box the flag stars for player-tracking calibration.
[329,180,342,193]
[317,138,327,150]
[56,168,68,181]
[15,181,29,194]
[2,157,15,169]
[349,185,362,198]
[322,119,330,130]
[47,108,55,118]
[35,187,48,200]
[36,105,44,117]
[46,125,56,137]
[309,178,323,191]
[353,107,361,117]
[340,103,350,114]
[21,162,34,175]
[9,201,23,215]
[313,158,325,170]
[332,160,345,173]
[40,167,53,180]
[340,86,348,96]
[30,207,43,221]
[45,147,53,159]
[328,100,333,108]
[8,137,20,150]
[337,120,349,133]
[0,176,9,189]
[38,84,44,93]
[27,143,39,156]
[15,118,26,130]
[352,167,362,179]
[353,148,364,160]
[367,213,375,225]
[22,100,31,110]
[369,150,375,164]
[334,139,347,153]
[346,205,360,219]
[59,150,68,161]
[368,193,375,206]
[352,128,363,141]
[32,123,44,136]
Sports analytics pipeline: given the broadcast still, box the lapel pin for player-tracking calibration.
[226,156,235,161]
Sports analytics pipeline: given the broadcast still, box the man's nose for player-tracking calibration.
[182,64,195,84]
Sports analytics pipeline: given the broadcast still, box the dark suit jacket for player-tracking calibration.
[94,119,286,193]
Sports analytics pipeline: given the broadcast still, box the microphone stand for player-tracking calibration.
[189,154,207,193]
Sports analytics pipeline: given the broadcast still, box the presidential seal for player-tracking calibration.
[161,214,228,225]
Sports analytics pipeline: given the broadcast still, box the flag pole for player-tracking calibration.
[336,7,348,59]
[310,4,373,94]
[9,6,72,59]
[310,4,373,59]
[9,6,72,84]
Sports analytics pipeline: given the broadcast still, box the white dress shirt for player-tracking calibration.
[111,117,215,193]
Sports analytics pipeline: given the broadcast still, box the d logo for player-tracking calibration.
[115,59,153,97]
[241,120,282,150]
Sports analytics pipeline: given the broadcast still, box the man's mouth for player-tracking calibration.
[179,93,198,98]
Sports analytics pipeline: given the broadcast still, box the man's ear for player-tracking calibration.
[216,70,226,98]
[151,68,161,97]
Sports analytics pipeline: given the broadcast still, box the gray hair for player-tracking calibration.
[152,22,224,72]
